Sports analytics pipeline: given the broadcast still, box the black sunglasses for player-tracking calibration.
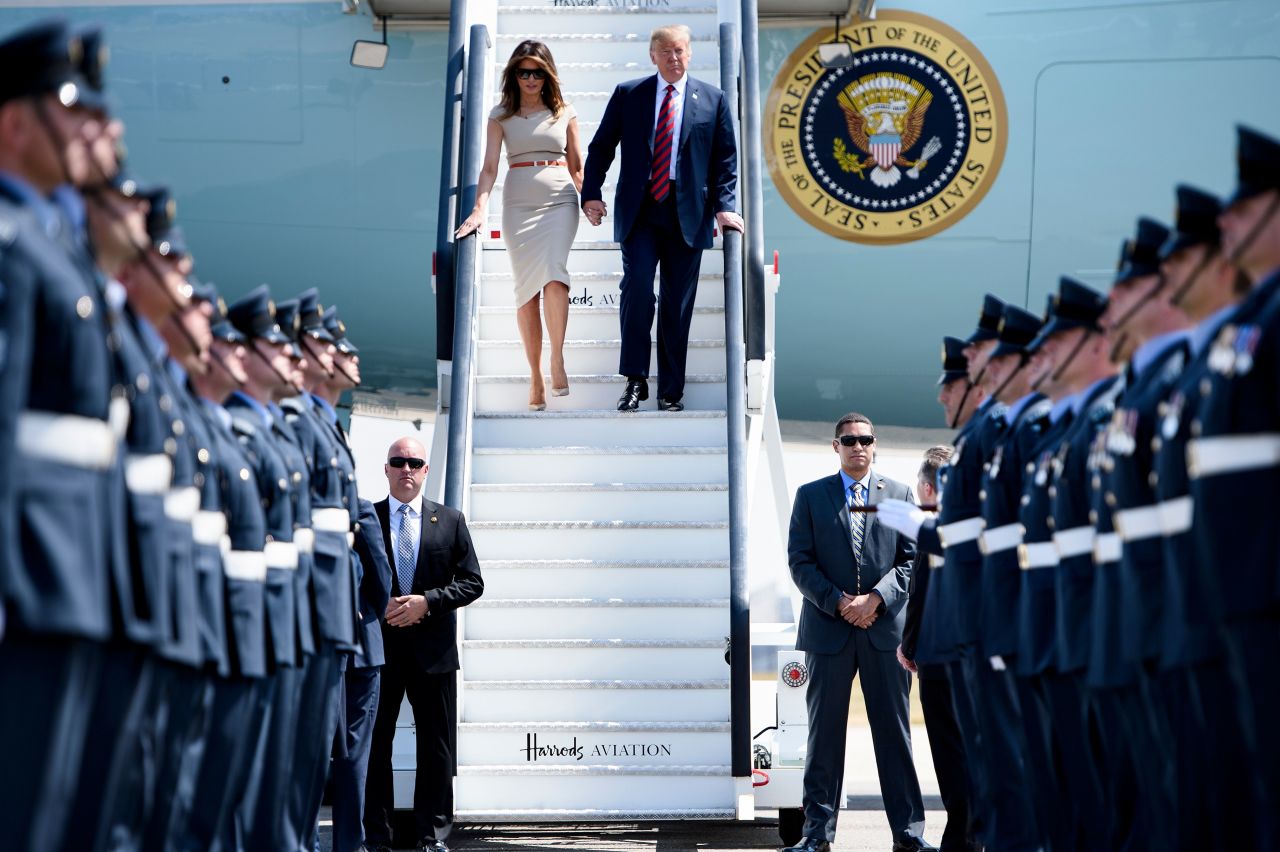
[837,435,876,447]
[515,68,547,81]
[387,456,426,470]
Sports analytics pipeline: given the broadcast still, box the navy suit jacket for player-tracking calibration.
[788,470,916,654]
[581,74,737,249]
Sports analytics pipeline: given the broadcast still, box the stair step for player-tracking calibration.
[475,338,726,375]
[495,60,720,91]
[478,304,725,341]
[473,409,725,449]
[479,558,729,600]
[474,372,727,413]
[469,595,730,607]
[470,481,727,523]
[458,721,730,768]
[463,596,729,640]
[493,33,719,65]
[455,808,736,822]
[459,763,730,776]
[455,765,734,811]
[461,638,726,680]
[466,521,729,561]
[461,678,730,723]
[472,444,728,485]
[479,247,724,279]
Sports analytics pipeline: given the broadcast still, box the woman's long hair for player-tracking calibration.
[497,40,565,121]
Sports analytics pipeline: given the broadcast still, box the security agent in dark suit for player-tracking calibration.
[1189,124,1280,842]
[898,443,977,852]
[366,437,484,852]
[0,23,125,852]
[581,23,741,411]
[316,306,394,852]
[785,413,928,852]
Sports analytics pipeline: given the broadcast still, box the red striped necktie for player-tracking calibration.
[649,83,676,202]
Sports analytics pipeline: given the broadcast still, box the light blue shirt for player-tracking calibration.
[1050,393,1076,423]
[230,390,273,428]
[388,492,423,566]
[1189,304,1237,356]
[1004,392,1039,426]
[0,170,60,236]
[201,398,233,431]
[1131,329,1187,376]
[838,469,871,500]
[311,394,339,426]
[1071,376,1113,416]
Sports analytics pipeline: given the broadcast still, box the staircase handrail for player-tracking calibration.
[739,0,767,363]
[433,1,467,362]
[444,23,492,512]
[719,20,752,782]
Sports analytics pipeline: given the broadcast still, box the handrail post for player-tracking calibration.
[739,0,767,362]
[719,20,751,782]
[444,23,491,512]
[434,1,467,363]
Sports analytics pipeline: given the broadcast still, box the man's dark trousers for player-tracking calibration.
[365,668,456,847]
[617,189,702,403]
[803,629,925,842]
[918,664,976,852]
[332,665,380,852]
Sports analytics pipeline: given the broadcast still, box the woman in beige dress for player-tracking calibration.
[456,40,583,410]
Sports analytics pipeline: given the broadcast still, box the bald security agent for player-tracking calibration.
[366,438,484,852]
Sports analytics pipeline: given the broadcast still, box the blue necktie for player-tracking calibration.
[396,504,416,595]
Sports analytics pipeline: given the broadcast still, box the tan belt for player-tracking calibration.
[509,159,566,168]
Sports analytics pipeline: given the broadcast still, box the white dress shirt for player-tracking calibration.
[389,494,422,575]
[652,72,687,180]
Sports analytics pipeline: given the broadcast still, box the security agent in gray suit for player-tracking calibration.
[785,412,933,852]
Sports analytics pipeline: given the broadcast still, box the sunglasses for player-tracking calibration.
[515,68,547,81]
[387,456,426,470]
[837,435,876,447]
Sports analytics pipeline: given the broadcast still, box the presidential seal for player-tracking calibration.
[765,11,1007,244]
[781,661,809,688]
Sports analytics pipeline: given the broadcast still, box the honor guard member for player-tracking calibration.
[878,294,1007,851]
[1012,280,1109,851]
[179,288,275,852]
[1189,124,1280,837]
[1153,183,1264,850]
[1089,218,1188,851]
[277,291,355,851]
[0,21,126,852]
[319,304,395,852]
[226,284,308,848]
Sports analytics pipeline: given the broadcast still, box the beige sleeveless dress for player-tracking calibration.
[492,103,579,307]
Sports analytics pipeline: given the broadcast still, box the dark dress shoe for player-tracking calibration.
[617,378,649,411]
[657,397,684,411]
[781,837,830,852]
[892,834,939,851]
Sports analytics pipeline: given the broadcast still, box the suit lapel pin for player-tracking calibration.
[430,516,438,523]
[692,91,698,100]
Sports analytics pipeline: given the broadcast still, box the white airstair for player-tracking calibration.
[394,0,795,827]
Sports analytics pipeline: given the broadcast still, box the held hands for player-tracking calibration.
[875,498,926,541]
[455,210,484,239]
[385,594,428,627]
[896,644,918,674]
[583,200,606,227]
[838,592,880,629]
[715,211,745,233]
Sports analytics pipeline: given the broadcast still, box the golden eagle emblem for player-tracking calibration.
[835,72,942,189]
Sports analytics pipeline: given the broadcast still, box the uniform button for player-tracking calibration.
[278,478,288,490]
[342,497,349,505]
[1047,517,1055,529]
[330,457,338,467]
[136,372,150,393]
[1151,437,1162,452]
[1102,458,1114,472]
[76,295,93,318]
[1089,510,1098,524]
[1190,420,1202,437]
[240,468,251,481]
[1025,462,1035,474]
[198,448,210,464]
[1148,472,1158,488]
[1199,378,1212,396]
[159,395,172,412]
[1020,495,1030,506]
[1157,401,1169,416]
[978,489,987,501]
[164,437,177,455]
[172,419,185,436]
[265,534,274,543]
[194,472,205,488]
[347,473,354,481]
[292,471,302,483]
[982,462,991,471]
[1048,486,1057,498]
[1105,493,1117,507]
[1019,524,1026,535]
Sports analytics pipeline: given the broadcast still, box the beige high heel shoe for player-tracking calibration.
[550,361,570,397]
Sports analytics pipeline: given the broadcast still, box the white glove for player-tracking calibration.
[875,498,926,541]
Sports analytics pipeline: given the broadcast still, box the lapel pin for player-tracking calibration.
[430,516,438,523]
[692,91,698,100]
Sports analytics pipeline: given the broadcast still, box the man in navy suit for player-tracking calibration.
[785,413,932,852]
[581,23,742,412]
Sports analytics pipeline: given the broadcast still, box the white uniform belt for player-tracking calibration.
[292,528,315,555]
[124,453,174,495]
[1188,433,1280,479]
[1158,496,1193,535]
[928,554,944,569]
[1054,526,1096,559]
[1113,504,1162,542]
[224,549,268,582]
[192,510,227,546]
[1094,531,1122,563]
[312,508,350,533]
[15,401,126,471]
[164,486,200,523]
[979,523,1023,555]
[1019,541,1059,569]
[263,540,299,570]
[938,516,985,548]
[346,532,356,548]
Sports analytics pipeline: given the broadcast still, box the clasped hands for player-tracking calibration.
[838,591,880,629]
[385,594,428,627]
[581,200,744,233]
